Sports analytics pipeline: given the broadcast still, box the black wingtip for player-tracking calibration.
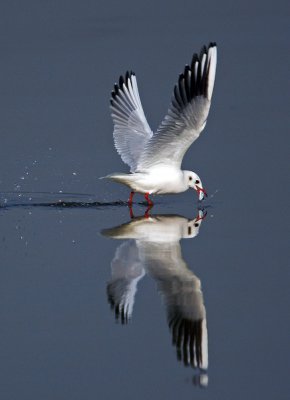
[114,71,135,94]
[178,73,184,83]
[110,70,137,107]
[191,53,199,67]
[199,45,207,58]
[119,75,124,88]
[172,41,217,106]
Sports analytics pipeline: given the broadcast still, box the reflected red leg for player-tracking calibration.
[144,205,153,219]
[195,209,207,222]
[144,192,153,206]
[129,205,134,219]
[128,191,135,206]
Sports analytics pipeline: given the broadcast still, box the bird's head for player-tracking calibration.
[184,171,207,201]
[182,209,207,239]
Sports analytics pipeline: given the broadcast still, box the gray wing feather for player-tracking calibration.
[107,240,145,323]
[137,43,217,170]
[139,241,208,369]
[110,72,153,172]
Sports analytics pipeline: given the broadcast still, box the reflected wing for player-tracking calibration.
[168,290,208,370]
[107,240,145,324]
[140,241,208,369]
[137,43,217,170]
[110,72,153,172]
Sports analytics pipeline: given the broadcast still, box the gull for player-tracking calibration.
[102,210,208,371]
[103,42,217,205]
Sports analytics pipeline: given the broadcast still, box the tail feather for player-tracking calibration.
[100,173,135,186]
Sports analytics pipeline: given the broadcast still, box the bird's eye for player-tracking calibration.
[194,223,199,227]
[189,176,192,181]
[195,179,200,184]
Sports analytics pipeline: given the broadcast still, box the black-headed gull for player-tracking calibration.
[102,210,208,371]
[104,43,217,205]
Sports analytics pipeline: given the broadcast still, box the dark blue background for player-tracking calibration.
[0,1,289,399]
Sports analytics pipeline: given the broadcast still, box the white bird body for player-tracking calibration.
[104,43,217,203]
[107,167,187,195]
[104,213,202,243]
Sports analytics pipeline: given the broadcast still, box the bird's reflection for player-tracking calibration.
[102,209,208,376]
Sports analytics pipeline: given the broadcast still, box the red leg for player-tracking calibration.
[144,205,153,219]
[128,191,134,206]
[129,205,134,219]
[144,192,153,206]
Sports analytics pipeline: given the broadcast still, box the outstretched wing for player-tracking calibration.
[110,72,153,172]
[137,43,217,170]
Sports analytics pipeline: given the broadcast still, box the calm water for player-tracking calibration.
[0,1,289,399]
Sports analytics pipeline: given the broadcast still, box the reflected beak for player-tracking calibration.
[195,185,207,201]
[195,209,207,222]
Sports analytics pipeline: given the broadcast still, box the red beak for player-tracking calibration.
[195,185,208,199]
